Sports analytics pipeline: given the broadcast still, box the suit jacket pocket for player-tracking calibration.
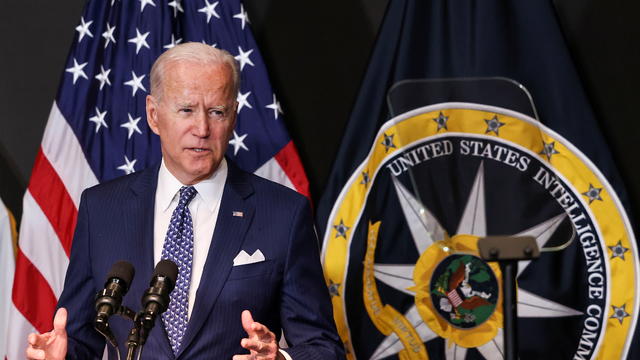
[227,260,274,280]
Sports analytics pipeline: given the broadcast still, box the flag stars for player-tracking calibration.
[236,91,253,113]
[128,28,151,54]
[235,46,254,71]
[121,113,143,139]
[360,171,370,188]
[582,184,603,204]
[201,39,218,48]
[198,0,220,23]
[266,94,283,119]
[65,58,89,84]
[433,112,449,131]
[89,107,108,133]
[233,4,250,29]
[333,219,350,239]
[328,279,341,297]
[164,34,183,50]
[117,155,137,175]
[168,0,184,17]
[167,0,184,17]
[102,23,117,48]
[139,0,156,12]
[228,131,249,155]
[484,115,506,136]
[75,17,93,42]
[124,71,147,97]
[610,304,631,325]
[381,133,396,153]
[608,240,629,260]
[539,140,560,161]
[95,66,112,90]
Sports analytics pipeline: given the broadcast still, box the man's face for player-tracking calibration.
[146,60,237,185]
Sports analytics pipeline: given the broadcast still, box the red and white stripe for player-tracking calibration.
[5,103,98,359]
[4,102,309,359]
[447,289,463,308]
[255,140,310,198]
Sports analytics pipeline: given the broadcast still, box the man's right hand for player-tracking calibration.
[26,307,68,360]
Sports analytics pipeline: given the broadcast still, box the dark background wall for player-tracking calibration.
[0,0,638,228]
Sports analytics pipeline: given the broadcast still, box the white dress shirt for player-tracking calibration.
[152,159,293,360]
[153,158,227,319]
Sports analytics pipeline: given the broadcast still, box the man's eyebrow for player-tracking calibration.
[176,102,196,108]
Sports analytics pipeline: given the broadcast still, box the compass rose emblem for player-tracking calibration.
[321,104,638,360]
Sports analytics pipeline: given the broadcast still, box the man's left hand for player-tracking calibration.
[234,310,285,360]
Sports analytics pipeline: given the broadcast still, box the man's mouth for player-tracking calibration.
[188,147,210,153]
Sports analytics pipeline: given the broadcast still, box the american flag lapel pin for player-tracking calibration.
[232,211,244,218]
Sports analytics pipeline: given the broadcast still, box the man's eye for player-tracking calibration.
[179,108,192,113]
[210,109,225,117]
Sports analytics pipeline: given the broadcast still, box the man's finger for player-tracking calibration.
[27,333,38,346]
[249,323,275,342]
[232,355,251,360]
[53,308,68,331]
[241,310,255,334]
[241,337,277,355]
[27,332,50,348]
[241,337,263,352]
[25,346,46,359]
[242,310,275,341]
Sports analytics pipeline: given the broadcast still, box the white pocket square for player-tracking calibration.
[233,249,266,266]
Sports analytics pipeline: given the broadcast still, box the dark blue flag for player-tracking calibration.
[317,1,638,359]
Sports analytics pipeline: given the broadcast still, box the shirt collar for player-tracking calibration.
[156,158,228,213]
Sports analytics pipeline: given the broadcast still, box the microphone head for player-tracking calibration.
[153,259,178,290]
[105,260,135,292]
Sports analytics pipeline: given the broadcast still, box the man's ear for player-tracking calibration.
[146,95,160,135]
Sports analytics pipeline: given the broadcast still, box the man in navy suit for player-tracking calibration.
[26,42,344,360]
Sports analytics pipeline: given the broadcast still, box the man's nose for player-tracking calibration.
[193,111,210,137]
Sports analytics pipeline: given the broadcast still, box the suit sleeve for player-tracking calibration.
[279,197,346,360]
[56,189,106,359]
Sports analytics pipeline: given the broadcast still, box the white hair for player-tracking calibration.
[150,42,240,101]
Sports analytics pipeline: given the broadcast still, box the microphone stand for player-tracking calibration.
[125,315,142,360]
[125,310,152,360]
[96,260,177,360]
[478,236,539,360]
[94,306,137,360]
[96,306,150,360]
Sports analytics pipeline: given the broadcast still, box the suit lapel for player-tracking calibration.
[127,164,158,285]
[127,164,175,359]
[177,163,255,357]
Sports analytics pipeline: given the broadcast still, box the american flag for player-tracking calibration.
[4,0,309,358]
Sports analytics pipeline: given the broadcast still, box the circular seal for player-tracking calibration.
[429,254,499,329]
[321,103,638,360]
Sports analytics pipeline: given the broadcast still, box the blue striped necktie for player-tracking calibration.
[161,185,197,354]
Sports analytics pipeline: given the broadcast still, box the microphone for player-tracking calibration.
[94,260,135,347]
[139,259,178,343]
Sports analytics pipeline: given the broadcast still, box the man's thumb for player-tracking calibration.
[53,308,67,332]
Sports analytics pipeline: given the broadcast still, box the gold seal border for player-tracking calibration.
[321,103,638,359]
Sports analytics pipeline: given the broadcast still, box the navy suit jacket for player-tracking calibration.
[57,161,344,359]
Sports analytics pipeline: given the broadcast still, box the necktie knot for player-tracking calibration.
[179,186,197,206]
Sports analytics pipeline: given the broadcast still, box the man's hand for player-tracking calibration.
[233,310,284,360]
[26,307,68,360]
